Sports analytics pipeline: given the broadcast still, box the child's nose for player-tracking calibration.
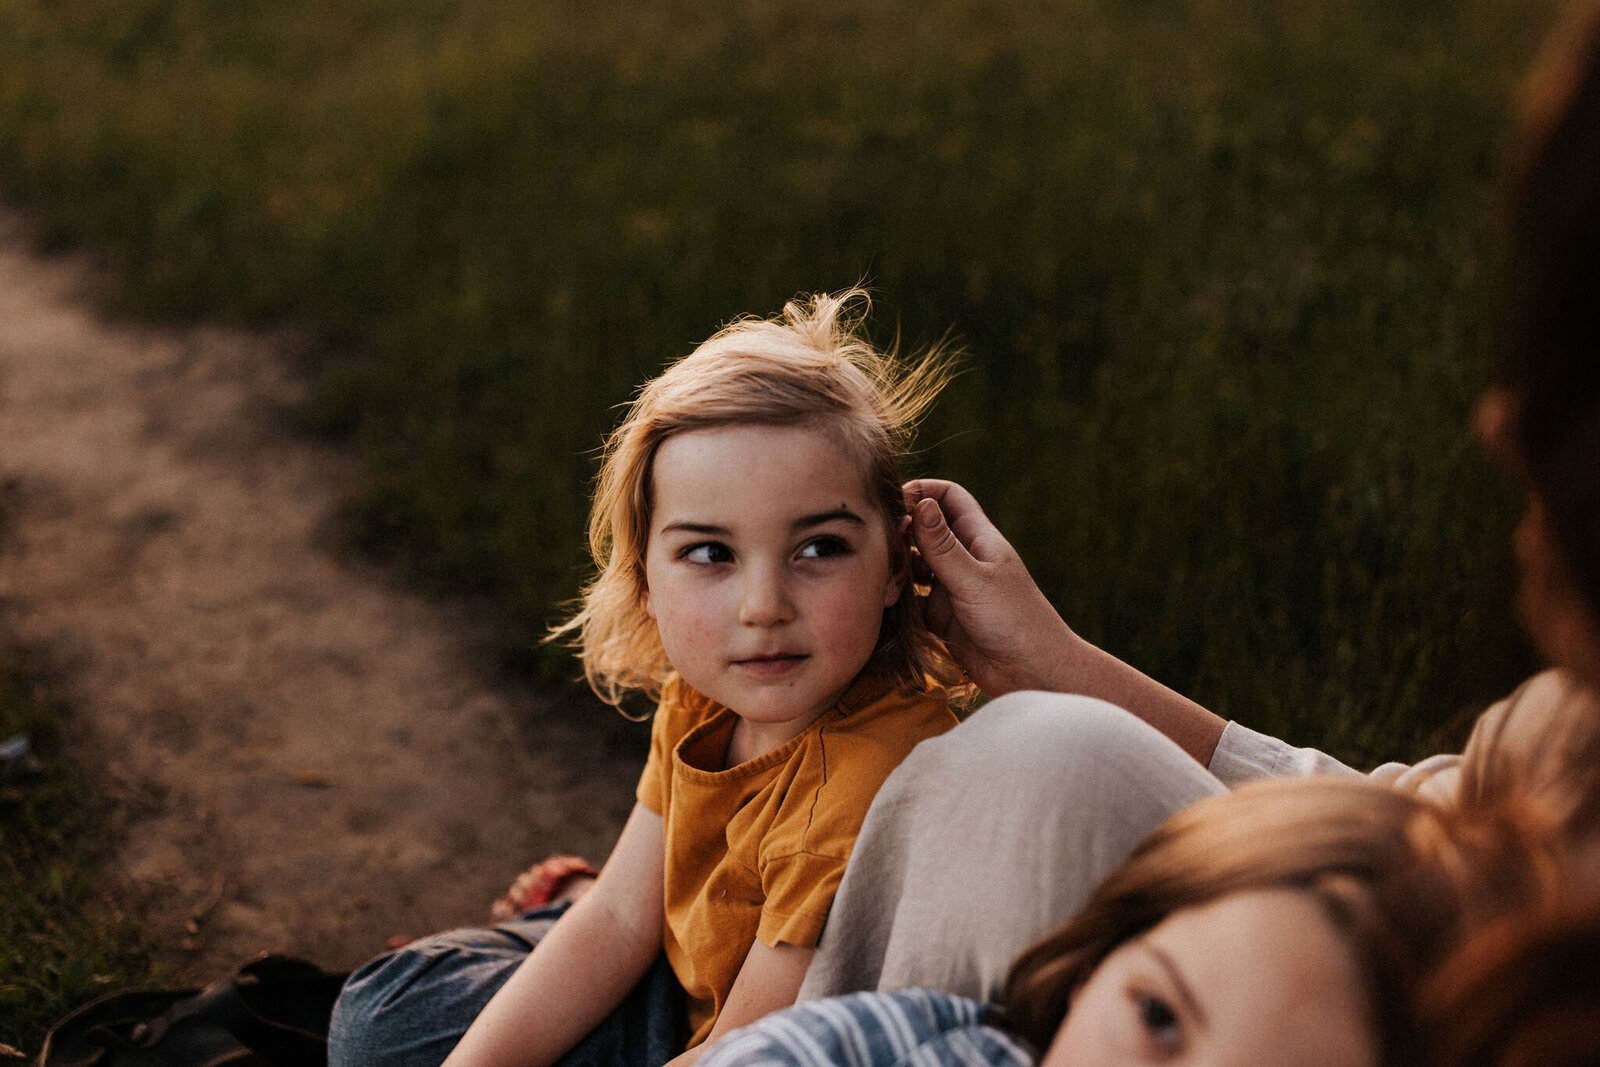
[738,566,795,627]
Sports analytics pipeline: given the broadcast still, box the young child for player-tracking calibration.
[443,290,967,1066]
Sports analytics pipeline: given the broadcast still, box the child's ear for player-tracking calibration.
[884,517,913,608]
[643,584,655,620]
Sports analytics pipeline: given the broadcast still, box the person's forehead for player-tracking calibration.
[649,424,884,523]
[1151,891,1375,1066]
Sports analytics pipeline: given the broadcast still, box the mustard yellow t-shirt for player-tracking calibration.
[635,668,958,1047]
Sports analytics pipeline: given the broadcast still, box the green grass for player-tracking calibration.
[0,0,1557,767]
[0,654,154,1053]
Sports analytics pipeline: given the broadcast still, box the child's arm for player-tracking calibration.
[443,803,667,1067]
[664,941,816,1067]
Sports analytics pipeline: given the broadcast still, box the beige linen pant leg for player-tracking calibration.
[798,692,1226,1003]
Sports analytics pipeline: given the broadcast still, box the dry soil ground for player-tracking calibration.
[0,207,640,981]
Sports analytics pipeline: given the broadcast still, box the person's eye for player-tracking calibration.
[682,542,733,564]
[1135,992,1183,1053]
[797,536,851,560]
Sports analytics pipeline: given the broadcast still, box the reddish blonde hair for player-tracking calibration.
[553,289,970,710]
[1421,890,1600,1067]
[1003,779,1556,1066]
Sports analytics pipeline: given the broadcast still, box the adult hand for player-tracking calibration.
[905,479,1226,761]
[905,478,1226,762]
[904,479,1079,697]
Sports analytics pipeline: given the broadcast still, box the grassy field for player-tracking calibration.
[0,0,1557,772]
[0,651,154,1050]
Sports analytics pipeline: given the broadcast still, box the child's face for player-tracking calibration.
[1042,889,1375,1067]
[643,422,905,757]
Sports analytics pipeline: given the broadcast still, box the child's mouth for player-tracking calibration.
[733,654,807,676]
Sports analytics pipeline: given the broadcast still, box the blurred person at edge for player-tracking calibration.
[1421,888,1600,1067]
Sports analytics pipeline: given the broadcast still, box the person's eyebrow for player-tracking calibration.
[1146,943,1208,1029]
[657,509,865,536]
[794,508,866,529]
[658,520,729,536]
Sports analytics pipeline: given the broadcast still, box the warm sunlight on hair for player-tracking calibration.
[551,289,969,710]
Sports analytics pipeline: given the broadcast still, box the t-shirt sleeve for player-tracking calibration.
[756,849,848,948]
[635,675,687,816]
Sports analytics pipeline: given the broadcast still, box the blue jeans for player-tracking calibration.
[328,904,685,1067]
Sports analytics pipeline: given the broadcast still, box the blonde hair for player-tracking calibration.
[554,289,970,709]
[1003,779,1556,1066]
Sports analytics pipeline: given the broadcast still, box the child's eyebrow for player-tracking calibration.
[657,510,866,537]
[794,508,866,529]
[658,521,730,536]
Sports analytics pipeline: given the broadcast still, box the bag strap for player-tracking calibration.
[36,955,349,1067]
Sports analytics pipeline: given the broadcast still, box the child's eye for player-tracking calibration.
[683,542,733,564]
[797,536,851,560]
[1135,992,1183,1052]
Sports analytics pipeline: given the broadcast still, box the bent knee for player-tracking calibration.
[328,929,534,1067]
[926,692,1223,796]
[947,691,1167,763]
[327,968,395,1067]
[328,950,433,1067]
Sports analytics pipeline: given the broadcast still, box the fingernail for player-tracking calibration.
[917,500,941,528]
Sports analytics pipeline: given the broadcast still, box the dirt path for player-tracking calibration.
[0,208,639,980]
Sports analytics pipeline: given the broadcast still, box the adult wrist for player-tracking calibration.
[1019,616,1086,694]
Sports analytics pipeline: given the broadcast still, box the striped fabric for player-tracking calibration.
[697,989,1036,1067]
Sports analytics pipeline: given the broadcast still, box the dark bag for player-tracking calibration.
[35,954,347,1067]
